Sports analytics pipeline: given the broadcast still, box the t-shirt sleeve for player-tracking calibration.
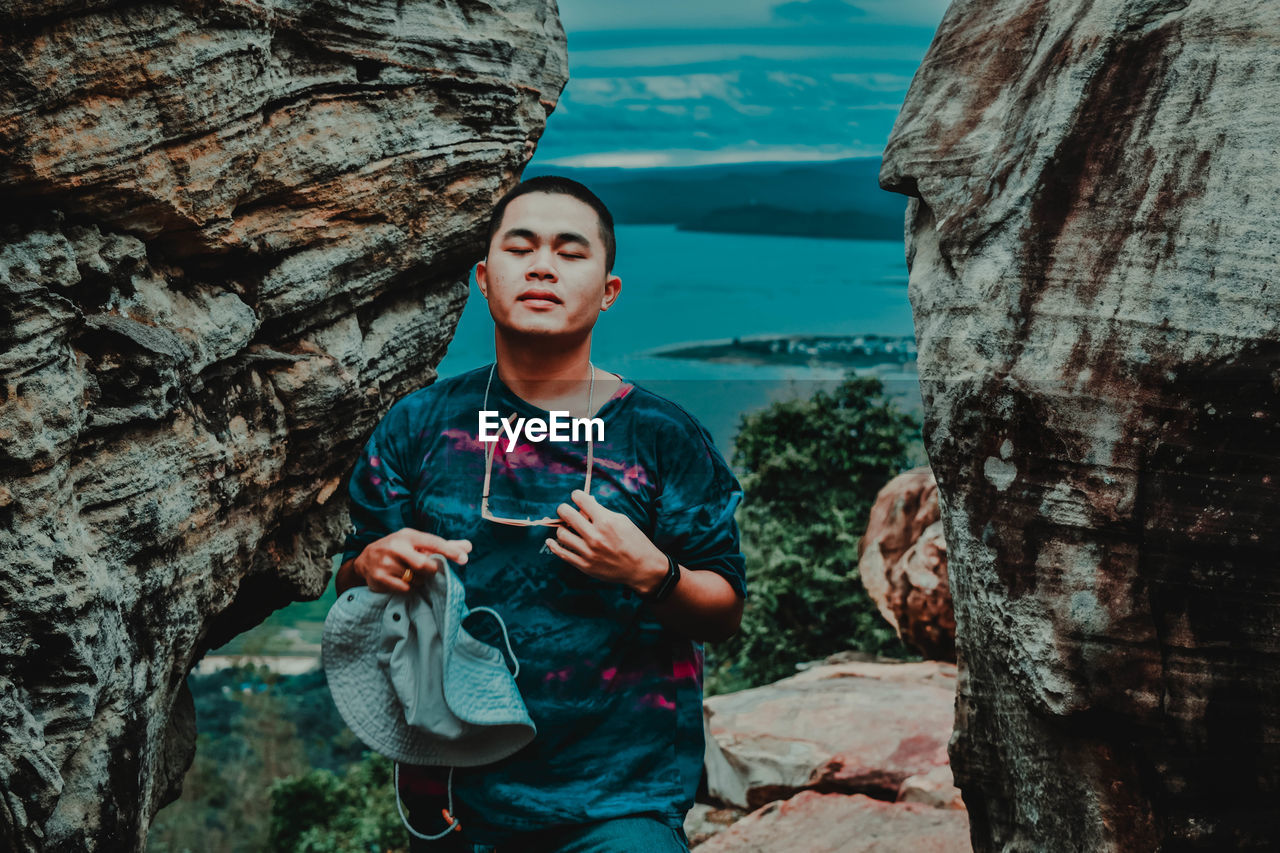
[651,410,748,600]
[339,398,418,566]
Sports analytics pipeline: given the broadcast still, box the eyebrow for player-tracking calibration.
[500,228,593,248]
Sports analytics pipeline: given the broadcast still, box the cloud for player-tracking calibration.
[532,1,946,168]
[771,0,868,25]
[568,72,774,116]
[571,73,743,104]
[765,71,819,90]
[535,61,919,167]
[830,71,915,91]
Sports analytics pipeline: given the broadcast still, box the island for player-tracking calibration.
[650,334,918,368]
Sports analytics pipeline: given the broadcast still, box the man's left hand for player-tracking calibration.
[548,490,666,594]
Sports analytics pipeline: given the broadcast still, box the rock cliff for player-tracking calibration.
[0,3,567,850]
[880,0,1280,849]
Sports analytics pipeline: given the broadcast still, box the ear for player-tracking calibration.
[475,260,489,299]
[600,273,622,312]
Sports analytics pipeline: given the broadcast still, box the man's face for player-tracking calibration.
[476,192,621,343]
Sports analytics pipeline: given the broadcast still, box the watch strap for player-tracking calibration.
[642,552,681,603]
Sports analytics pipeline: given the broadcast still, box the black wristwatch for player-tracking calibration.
[641,552,681,603]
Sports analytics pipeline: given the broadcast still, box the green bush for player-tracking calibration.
[147,674,309,853]
[706,374,921,693]
[269,753,408,853]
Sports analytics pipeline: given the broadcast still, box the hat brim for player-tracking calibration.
[323,579,536,767]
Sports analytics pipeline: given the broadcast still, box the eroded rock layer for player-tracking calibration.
[858,466,954,660]
[880,0,1280,850]
[0,3,566,850]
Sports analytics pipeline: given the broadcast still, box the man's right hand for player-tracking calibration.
[343,529,473,594]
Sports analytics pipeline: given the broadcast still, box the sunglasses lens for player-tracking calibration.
[482,422,592,529]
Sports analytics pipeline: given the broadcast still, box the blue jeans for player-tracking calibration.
[407,812,690,853]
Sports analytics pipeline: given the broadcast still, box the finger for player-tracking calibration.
[556,502,593,534]
[370,569,412,594]
[399,561,439,589]
[554,525,589,557]
[416,542,469,566]
[570,490,599,521]
[401,528,449,550]
[545,537,588,569]
[402,529,472,564]
[389,540,442,573]
[421,538,472,564]
[421,553,449,573]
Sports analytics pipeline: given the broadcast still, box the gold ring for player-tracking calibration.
[402,568,413,583]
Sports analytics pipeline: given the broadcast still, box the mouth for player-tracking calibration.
[517,290,562,306]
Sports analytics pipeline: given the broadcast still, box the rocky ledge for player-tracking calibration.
[689,658,969,851]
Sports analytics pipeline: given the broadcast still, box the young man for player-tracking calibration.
[335,176,747,852]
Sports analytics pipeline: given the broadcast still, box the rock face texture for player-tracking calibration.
[858,466,954,660]
[0,3,566,850]
[880,1,1280,850]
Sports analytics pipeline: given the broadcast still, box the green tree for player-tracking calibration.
[706,374,921,693]
[148,667,310,853]
[269,753,408,853]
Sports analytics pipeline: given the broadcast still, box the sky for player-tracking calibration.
[531,0,952,169]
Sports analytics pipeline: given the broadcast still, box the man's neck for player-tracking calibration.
[493,335,618,416]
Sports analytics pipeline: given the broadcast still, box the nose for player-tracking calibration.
[527,245,557,281]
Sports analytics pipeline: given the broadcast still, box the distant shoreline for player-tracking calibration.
[675,205,903,242]
[526,158,907,244]
[650,334,917,369]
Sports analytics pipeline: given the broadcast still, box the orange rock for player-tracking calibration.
[695,791,971,852]
[858,467,955,660]
[704,660,958,810]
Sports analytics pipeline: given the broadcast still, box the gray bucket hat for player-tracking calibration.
[322,555,536,767]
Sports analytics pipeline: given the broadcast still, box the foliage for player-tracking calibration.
[148,664,365,852]
[180,664,365,773]
[705,373,921,693]
[268,753,408,853]
[147,669,310,852]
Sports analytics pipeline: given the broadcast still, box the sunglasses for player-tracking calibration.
[480,416,595,527]
[478,362,597,528]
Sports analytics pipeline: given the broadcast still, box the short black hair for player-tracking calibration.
[485,175,616,273]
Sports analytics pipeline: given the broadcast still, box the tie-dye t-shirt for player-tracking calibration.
[338,363,747,844]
